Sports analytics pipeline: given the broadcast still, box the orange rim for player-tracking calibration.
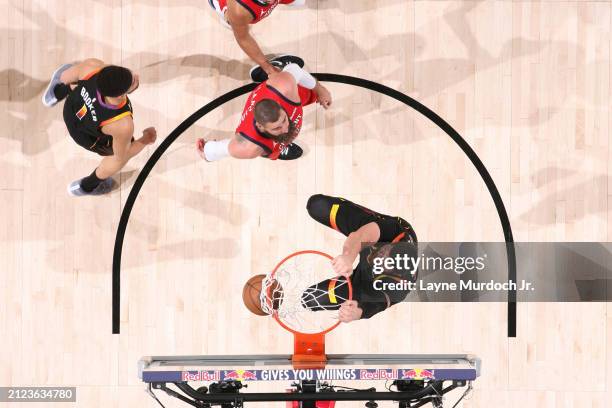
[268,250,353,336]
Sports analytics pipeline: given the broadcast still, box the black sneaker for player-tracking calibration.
[250,55,305,83]
[277,143,303,160]
[67,177,114,197]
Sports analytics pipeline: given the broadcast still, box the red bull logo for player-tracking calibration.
[223,369,259,381]
[359,369,398,380]
[182,370,221,382]
[400,369,435,380]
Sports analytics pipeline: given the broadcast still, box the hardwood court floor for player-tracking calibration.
[1,1,611,407]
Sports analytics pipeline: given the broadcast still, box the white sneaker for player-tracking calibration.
[67,178,114,197]
[41,63,72,107]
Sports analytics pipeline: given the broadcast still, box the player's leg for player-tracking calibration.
[307,194,418,243]
[306,194,388,237]
[300,276,351,311]
[66,138,115,196]
[63,104,115,196]
[67,140,117,196]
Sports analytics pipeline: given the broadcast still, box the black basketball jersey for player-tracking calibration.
[64,68,133,146]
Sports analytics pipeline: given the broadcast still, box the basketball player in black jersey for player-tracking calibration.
[42,59,156,196]
[303,194,418,322]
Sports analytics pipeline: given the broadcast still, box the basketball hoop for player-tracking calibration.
[261,250,352,368]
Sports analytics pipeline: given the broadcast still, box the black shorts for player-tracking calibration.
[306,194,417,243]
[63,101,115,156]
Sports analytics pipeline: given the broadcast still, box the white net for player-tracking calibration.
[260,251,352,334]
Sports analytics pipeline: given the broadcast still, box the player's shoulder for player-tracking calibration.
[266,72,297,96]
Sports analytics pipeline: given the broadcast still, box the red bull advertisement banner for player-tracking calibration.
[142,368,477,383]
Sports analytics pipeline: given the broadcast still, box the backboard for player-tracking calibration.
[138,354,480,408]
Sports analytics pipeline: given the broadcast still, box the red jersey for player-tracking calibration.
[236,82,317,160]
[219,0,295,24]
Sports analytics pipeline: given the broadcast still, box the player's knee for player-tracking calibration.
[306,194,330,223]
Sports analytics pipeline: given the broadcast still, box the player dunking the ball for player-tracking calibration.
[197,62,331,161]
[303,194,418,322]
[245,194,418,322]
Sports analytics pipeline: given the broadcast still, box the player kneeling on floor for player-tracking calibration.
[42,58,156,196]
[197,57,332,161]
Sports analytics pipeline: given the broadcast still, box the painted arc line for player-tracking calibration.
[112,74,517,337]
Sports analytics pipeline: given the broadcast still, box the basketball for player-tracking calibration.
[243,274,267,316]
[242,274,284,316]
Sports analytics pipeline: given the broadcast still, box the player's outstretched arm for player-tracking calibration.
[197,134,264,161]
[229,134,265,159]
[332,222,381,277]
[280,64,332,109]
[228,1,277,76]
[127,127,157,159]
[96,120,156,179]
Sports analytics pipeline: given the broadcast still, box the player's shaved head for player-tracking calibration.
[254,99,282,125]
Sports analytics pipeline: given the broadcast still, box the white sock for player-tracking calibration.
[283,63,316,89]
[204,139,231,161]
